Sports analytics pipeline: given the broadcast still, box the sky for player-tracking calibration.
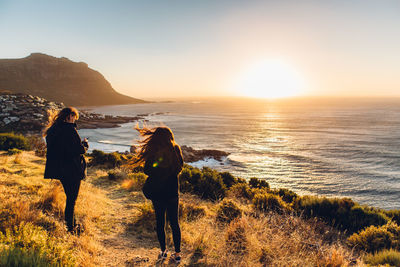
[0,0,399,99]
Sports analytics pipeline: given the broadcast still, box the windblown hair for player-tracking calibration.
[43,107,79,136]
[134,125,179,167]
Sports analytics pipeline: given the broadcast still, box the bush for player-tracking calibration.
[121,172,147,191]
[0,222,75,266]
[7,148,22,155]
[107,169,127,181]
[347,222,400,252]
[249,177,270,190]
[131,202,156,233]
[293,196,388,233]
[180,166,227,201]
[89,150,124,168]
[27,135,46,157]
[364,249,400,266]
[180,203,206,222]
[253,193,291,213]
[0,247,56,267]
[0,133,30,151]
[220,172,237,188]
[228,183,254,200]
[276,188,298,203]
[385,210,400,226]
[225,219,248,255]
[216,200,242,223]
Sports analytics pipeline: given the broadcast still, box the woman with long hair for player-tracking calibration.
[135,126,184,263]
[43,107,88,234]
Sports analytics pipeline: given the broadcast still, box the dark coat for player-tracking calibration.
[44,122,88,181]
[143,145,183,200]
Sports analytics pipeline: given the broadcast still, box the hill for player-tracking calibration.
[0,151,359,266]
[0,53,146,106]
[3,134,400,266]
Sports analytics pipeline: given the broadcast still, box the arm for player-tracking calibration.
[65,127,88,157]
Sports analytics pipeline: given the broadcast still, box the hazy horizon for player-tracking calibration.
[1,0,399,99]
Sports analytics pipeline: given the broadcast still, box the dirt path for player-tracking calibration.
[88,177,179,267]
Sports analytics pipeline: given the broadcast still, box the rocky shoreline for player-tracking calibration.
[180,145,229,163]
[1,93,230,163]
[0,93,144,133]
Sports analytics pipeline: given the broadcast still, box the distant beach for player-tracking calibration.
[79,97,400,210]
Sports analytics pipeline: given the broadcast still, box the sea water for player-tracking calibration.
[78,98,400,210]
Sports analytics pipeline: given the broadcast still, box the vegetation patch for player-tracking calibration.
[180,166,227,201]
[0,133,30,151]
[216,199,242,223]
[348,222,400,252]
[249,177,270,190]
[180,203,206,222]
[0,222,75,266]
[293,196,388,233]
[89,149,128,168]
[364,249,400,266]
[253,193,291,213]
[225,219,248,256]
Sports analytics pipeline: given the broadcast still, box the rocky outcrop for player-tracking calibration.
[0,53,146,106]
[0,93,144,133]
[181,145,229,163]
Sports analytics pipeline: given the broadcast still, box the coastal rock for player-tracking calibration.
[0,93,145,133]
[181,145,229,163]
[0,53,146,106]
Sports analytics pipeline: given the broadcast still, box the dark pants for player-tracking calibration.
[60,179,81,231]
[152,198,181,253]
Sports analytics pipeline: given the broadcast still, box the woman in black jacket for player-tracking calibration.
[135,126,184,263]
[43,107,88,234]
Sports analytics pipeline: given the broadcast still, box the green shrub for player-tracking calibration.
[131,202,156,233]
[180,203,206,222]
[7,148,22,155]
[228,183,254,200]
[220,172,237,188]
[249,177,270,190]
[179,166,227,201]
[89,150,124,168]
[385,210,400,226]
[253,193,291,213]
[122,172,147,191]
[364,249,400,266]
[107,169,126,181]
[347,222,400,252]
[27,135,47,157]
[0,247,56,267]
[0,133,30,151]
[0,222,75,266]
[276,188,298,203]
[216,200,242,223]
[293,196,388,233]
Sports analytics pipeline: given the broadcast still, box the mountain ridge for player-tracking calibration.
[0,53,146,106]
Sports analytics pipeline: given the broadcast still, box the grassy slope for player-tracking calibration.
[0,151,363,266]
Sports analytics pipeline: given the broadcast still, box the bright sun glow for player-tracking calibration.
[233,59,306,99]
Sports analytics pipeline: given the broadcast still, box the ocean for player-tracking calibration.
[78,97,400,210]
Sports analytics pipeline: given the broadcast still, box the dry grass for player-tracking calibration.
[0,151,109,266]
[0,151,364,266]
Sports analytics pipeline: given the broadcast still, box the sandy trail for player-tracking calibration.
[88,178,180,267]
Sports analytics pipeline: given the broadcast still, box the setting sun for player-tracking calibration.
[233,60,306,99]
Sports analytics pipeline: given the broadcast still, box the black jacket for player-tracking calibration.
[143,145,183,200]
[44,122,88,181]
